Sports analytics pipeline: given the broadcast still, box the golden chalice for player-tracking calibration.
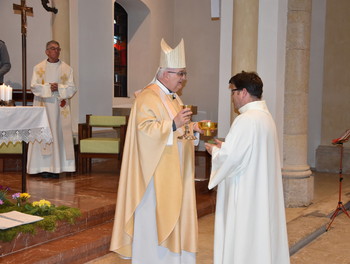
[198,121,218,137]
[178,105,197,140]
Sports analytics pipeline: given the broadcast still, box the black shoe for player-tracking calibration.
[49,173,60,179]
[40,172,59,179]
[40,172,50,178]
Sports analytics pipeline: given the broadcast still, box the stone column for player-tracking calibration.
[51,0,79,134]
[231,0,258,74]
[282,0,314,207]
[52,0,70,64]
[231,0,259,121]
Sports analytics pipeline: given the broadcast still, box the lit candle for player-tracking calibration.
[6,85,13,101]
[0,84,5,100]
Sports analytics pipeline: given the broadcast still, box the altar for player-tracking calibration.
[0,106,52,192]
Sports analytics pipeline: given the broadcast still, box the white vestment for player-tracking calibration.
[209,101,290,264]
[27,60,77,174]
[132,178,196,264]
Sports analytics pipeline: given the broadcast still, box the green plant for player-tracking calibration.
[0,193,81,242]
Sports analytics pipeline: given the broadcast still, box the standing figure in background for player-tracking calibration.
[0,40,11,85]
[27,40,77,179]
[110,38,206,264]
[205,71,290,264]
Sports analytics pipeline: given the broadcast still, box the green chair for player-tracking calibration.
[78,114,128,174]
[0,142,22,172]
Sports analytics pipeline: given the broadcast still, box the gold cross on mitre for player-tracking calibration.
[60,74,68,85]
[13,0,33,35]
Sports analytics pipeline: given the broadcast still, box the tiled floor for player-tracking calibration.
[1,158,350,264]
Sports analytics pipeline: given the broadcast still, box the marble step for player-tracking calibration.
[0,221,114,264]
[0,190,216,263]
[288,199,350,256]
[0,204,116,257]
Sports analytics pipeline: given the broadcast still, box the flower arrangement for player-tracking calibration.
[32,199,51,208]
[26,199,55,216]
[12,192,31,207]
[0,189,81,242]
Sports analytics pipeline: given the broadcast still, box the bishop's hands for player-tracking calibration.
[194,120,211,134]
[205,139,223,155]
[174,107,193,129]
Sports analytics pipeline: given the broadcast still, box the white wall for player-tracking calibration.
[217,0,233,138]
[257,0,288,157]
[174,0,220,124]
[70,0,114,123]
[308,0,326,167]
[115,0,220,132]
[0,1,51,91]
[113,0,174,108]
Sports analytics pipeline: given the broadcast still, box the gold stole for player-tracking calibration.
[39,61,74,160]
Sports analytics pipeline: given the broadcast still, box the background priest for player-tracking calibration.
[110,38,206,264]
[0,39,11,85]
[27,40,77,179]
[205,71,290,264]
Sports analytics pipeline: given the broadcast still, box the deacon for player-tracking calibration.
[205,71,290,264]
[110,38,206,263]
[27,40,77,178]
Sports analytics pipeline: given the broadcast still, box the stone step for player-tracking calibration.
[0,204,116,257]
[288,200,350,256]
[1,221,114,264]
[0,190,216,263]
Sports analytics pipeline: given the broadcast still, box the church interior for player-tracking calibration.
[1,0,350,263]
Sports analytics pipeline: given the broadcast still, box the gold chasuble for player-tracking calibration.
[110,83,198,257]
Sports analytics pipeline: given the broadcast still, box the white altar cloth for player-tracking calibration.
[0,106,52,145]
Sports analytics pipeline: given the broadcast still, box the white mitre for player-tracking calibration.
[159,38,186,68]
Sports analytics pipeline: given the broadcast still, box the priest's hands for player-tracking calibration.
[50,83,58,92]
[174,108,192,129]
[205,139,222,155]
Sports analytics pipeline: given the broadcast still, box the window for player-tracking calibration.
[114,3,127,97]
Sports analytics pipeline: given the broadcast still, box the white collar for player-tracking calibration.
[155,79,175,95]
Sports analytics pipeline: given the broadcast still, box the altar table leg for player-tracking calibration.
[22,142,27,192]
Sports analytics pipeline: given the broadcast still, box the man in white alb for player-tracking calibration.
[27,40,77,178]
[205,71,290,264]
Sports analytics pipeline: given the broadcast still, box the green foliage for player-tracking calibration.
[24,203,55,216]
[0,222,36,242]
[0,203,81,242]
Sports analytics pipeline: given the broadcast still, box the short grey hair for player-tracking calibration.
[46,40,60,49]
[156,68,167,79]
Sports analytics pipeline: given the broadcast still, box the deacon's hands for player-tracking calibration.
[174,107,192,129]
[205,139,223,155]
[50,83,58,92]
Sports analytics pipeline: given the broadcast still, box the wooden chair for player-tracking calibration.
[0,142,22,172]
[78,114,128,173]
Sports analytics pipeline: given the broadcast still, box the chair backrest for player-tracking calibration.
[0,142,22,154]
[87,115,127,127]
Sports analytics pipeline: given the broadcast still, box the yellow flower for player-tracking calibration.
[20,193,31,199]
[32,199,51,208]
